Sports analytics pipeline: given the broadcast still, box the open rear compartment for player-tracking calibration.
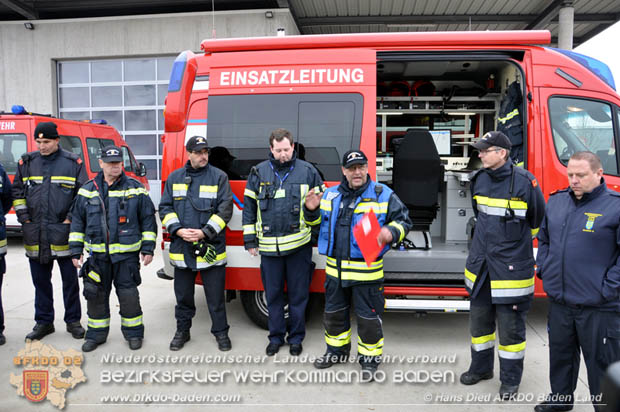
[376,52,527,311]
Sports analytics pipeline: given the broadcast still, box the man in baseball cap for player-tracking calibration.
[342,150,369,169]
[186,136,209,152]
[471,131,512,151]
[100,145,123,163]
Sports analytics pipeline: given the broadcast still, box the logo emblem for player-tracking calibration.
[196,137,206,144]
[38,133,44,138]
[584,212,602,232]
[347,152,363,161]
[23,370,48,402]
[105,148,120,156]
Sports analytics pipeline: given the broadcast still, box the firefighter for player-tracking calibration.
[69,145,156,352]
[535,152,620,412]
[461,131,545,399]
[159,136,233,352]
[242,128,324,357]
[12,122,88,341]
[304,150,412,379]
[0,161,11,345]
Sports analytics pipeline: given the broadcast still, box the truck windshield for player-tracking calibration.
[0,133,27,174]
[207,93,363,181]
[86,138,116,172]
[549,96,618,175]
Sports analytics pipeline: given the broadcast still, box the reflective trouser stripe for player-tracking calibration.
[121,315,143,328]
[471,332,496,351]
[498,341,526,359]
[88,318,110,328]
[325,329,352,347]
[357,336,384,356]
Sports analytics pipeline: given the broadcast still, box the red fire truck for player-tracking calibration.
[161,30,620,328]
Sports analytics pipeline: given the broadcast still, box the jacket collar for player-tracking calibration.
[569,177,606,204]
[485,160,512,180]
[95,170,126,190]
[185,160,209,176]
[269,151,297,171]
[338,174,371,198]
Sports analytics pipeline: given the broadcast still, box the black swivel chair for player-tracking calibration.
[392,130,444,249]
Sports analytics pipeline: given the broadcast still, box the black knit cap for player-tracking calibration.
[34,122,59,140]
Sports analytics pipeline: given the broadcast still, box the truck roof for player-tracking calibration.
[201,30,551,53]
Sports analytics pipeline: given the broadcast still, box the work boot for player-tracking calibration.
[82,340,102,352]
[25,323,55,341]
[0,332,5,345]
[313,352,349,369]
[215,334,231,352]
[169,330,190,351]
[66,322,85,339]
[360,363,378,383]
[534,400,573,411]
[265,342,281,356]
[289,343,302,356]
[128,338,143,350]
[459,370,493,385]
[499,383,519,400]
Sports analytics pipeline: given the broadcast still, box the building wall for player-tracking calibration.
[0,9,297,113]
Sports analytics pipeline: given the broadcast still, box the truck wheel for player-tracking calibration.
[240,290,289,330]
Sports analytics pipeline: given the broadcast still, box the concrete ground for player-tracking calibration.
[0,236,598,412]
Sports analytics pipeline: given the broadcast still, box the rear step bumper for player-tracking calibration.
[385,298,470,312]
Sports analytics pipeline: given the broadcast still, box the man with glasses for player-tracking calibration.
[160,136,233,352]
[460,131,546,399]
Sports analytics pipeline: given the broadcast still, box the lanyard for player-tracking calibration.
[269,162,294,189]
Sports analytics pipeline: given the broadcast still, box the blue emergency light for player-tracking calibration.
[168,51,187,93]
[90,119,108,125]
[11,105,27,114]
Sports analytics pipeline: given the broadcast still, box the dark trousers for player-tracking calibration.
[468,273,530,386]
[174,265,229,336]
[547,300,620,407]
[260,245,313,345]
[0,258,5,333]
[323,278,385,365]
[85,255,144,342]
[29,257,81,324]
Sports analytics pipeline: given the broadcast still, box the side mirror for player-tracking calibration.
[138,162,147,177]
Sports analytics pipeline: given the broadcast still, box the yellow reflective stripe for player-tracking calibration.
[474,195,527,210]
[162,212,180,226]
[172,184,188,190]
[472,333,496,345]
[88,270,101,283]
[51,176,76,182]
[142,231,157,242]
[121,315,143,327]
[499,341,526,353]
[78,188,99,198]
[69,232,85,242]
[50,244,69,251]
[22,176,43,183]
[51,176,76,185]
[0,239,6,247]
[325,329,352,347]
[531,227,540,237]
[388,221,405,242]
[464,268,477,283]
[498,108,519,124]
[169,253,184,262]
[243,224,256,235]
[85,242,106,253]
[320,198,332,211]
[326,257,383,270]
[109,241,142,254]
[259,228,311,245]
[197,252,226,263]
[24,244,39,252]
[491,276,535,289]
[357,336,384,356]
[88,318,110,328]
[325,257,384,281]
[109,188,149,197]
[258,231,311,253]
[244,188,256,199]
[305,215,321,226]
[13,199,26,206]
[354,202,388,214]
[200,185,217,192]
[209,214,226,230]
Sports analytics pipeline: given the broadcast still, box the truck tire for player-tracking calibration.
[239,291,320,330]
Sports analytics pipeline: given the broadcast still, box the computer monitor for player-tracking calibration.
[429,129,452,156]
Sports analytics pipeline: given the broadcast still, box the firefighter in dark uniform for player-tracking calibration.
[461,131,545,399]
[0,161,12,345]
[535,152,620,412]
[304,150,412,379]
[159,136,233,352]
[242,128,324,357]
[12,122,88,341]
[69,146,156,352]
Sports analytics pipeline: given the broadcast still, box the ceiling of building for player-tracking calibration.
[1,0,619,47]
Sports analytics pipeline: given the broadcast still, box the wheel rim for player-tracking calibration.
[254,291,289,319]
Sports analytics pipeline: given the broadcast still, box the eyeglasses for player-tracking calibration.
[478,148,502,155]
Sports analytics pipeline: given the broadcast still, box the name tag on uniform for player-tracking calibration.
[275,189,286,199]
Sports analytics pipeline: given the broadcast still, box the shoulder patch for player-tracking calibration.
[531,178,538,188]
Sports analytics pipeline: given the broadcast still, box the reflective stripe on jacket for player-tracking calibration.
[12,149,87,263]
[159,162,233,271]
[69,172,157,263]
[465,162,545,303]
[0,164,11,257]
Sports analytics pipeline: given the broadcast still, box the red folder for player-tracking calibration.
[353,209,384,267]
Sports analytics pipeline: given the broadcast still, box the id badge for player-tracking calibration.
[275,189,286,199]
